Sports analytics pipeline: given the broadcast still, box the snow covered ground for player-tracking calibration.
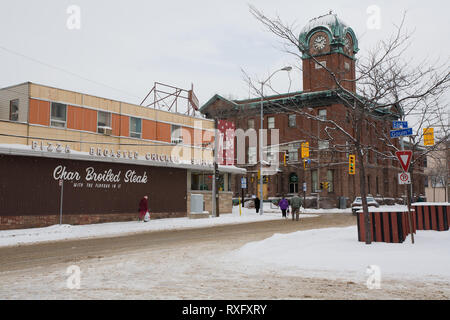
[0,204,410,248]
[1,204,449,299]
[0,203,319,247]
[227,226,450,282]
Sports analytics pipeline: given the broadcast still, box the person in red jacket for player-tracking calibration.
[138,195,148,221]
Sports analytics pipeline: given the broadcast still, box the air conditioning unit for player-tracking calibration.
[98,127,112,135]
[171,138,183,144]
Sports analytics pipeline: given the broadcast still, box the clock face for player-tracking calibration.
[344,34,353,55]
[313,35,327,51]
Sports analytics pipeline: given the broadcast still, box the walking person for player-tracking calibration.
[290,193,302,221]
[278,196,289,219]
[254,196,261,214]
[138,195,149,222]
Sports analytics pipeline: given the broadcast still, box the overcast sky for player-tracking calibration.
[1,0,449,117]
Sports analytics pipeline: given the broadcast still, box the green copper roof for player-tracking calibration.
[299,13,359,58]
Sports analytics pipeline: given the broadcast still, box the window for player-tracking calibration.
[50,102,67,128]
[191,173,211,191]
[288,114,296,127]
[97,111,112,133]
[130,117,142,138]
[327,170,334,192]
[268,117,275,129]
[289,148,298,162]
[344,62,350,71]
[312,170,318,192]
[248,146,257,165]
[318,140,329,150]
[171,125,183,144]
[266,147,277,163]
[376,176,379,195]
[315,61,327,69]
[248,118,255,129]
[9,99,19,121]
[318,109,327,120]
[289,173,299,193]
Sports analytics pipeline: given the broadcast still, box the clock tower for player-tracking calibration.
[299,13,359,93]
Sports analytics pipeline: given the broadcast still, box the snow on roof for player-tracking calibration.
[300,13,349,37]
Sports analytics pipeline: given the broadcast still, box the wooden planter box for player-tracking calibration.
[357,208,416,243]
[411,203,449,231]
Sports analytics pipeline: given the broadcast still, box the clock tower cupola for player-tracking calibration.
[299,13,359,93]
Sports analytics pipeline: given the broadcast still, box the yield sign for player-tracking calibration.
[396,150,412,172]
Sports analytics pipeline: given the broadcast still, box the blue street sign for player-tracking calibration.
[393,121,408,129]
[241,177,247,189]
[390,128,413,138]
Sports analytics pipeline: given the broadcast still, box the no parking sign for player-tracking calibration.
[398,172,411,185]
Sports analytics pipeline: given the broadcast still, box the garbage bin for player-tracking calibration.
[357,207,416,243]
[339,197,347,209]
[412,202,449,231]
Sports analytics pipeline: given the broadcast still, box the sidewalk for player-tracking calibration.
[0,203,318,247]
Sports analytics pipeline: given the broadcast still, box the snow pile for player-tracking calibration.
[0,203,318,247]
[230,226,450,280]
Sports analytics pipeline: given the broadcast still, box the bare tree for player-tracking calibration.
[246,6,450,244]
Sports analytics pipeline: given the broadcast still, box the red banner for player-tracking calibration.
[217,120,235,165]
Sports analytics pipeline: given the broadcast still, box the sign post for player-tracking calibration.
[59,179,64,225]
[240,177,247,216]
[395,150,414,244]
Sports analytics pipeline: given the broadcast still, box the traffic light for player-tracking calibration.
[324,182,329,190]
[320,182,324,190]
[349,155,356,175]
[283,152,289,166]
[301,142,309,158]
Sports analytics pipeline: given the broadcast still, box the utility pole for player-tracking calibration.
[259,82,264,215]
[212,118,219,217]
[317,117,320,209]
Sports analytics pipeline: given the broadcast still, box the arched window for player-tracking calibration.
[289,173,299,193]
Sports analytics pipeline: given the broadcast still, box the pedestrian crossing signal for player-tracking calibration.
[349,155,356,175]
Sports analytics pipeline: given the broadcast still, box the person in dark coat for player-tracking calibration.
[254,196,261,214]
[138,195,148,221]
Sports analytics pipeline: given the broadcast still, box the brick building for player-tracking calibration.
[200,13,425,208]
[0,82,244,230]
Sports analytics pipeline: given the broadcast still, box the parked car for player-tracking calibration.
[351,196,380,215]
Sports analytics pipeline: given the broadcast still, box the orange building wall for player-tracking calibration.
[28,98,209,146]
[157,122,171,143]
[142,119,157,140]
[112,114,121,136]
[67,106,97,132]
[182,127,195,145]
[120,115,129,137]
[29,99,50,126]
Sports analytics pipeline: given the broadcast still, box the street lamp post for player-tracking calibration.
[259,66,292,215]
